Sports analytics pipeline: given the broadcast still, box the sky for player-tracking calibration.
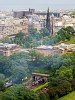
[0,0,75,11]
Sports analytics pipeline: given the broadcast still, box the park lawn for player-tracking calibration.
[65,36,75,44]
[58,91,75,100]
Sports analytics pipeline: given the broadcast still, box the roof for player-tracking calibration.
[35,45,53,50]
[0,43,18,48]
[32,73,49,77]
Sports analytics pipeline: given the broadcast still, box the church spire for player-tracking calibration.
[46,8,51,34]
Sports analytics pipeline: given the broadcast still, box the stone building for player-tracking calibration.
[0,17,29,38]
[34,45,64,56]
[0,43,21,56]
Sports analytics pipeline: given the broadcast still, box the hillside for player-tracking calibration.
[58,91,75,100]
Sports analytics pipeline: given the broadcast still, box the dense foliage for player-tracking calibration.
[1,26,74,48]
[0,52,75,99]
[0,26,75,99]
[0,52,30,84]
[0,85,39,100]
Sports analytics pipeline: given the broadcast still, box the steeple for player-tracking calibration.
[46,8,51,34]
[51,13,54,36]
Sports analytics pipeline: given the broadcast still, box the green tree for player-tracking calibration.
[0,85,39,100]
[29,50,43,61]
[57,80,72,97]
[0,55,11,77]
[55,66,73,81]
[29,27,37,34]
[14,32,25,45]
[0,74,5,91]
[40,28,50,37]
[1,36,12,43]
[9,52,30,83]
[66,26,74,33]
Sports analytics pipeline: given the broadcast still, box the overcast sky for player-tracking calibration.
[0,0,75,11]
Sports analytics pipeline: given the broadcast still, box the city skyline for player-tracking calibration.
[0,0,75,11]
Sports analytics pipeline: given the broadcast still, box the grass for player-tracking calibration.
[65,36,75,44]
[33,82,48,92]
[58,91,75,100]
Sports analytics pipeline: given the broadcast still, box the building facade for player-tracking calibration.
[0,17,29,38]
[0,43,21,56]
[34,45,64,56]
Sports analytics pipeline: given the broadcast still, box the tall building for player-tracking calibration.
[46,8,51,34]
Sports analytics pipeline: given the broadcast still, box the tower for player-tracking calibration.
[46,8,51,34]
[51,14,54,36]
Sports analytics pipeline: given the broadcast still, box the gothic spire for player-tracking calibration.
[46,8,51,33]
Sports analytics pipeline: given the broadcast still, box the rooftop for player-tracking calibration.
[34,45,53,50]
[0,43,18,48]
[32,73,49,77]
